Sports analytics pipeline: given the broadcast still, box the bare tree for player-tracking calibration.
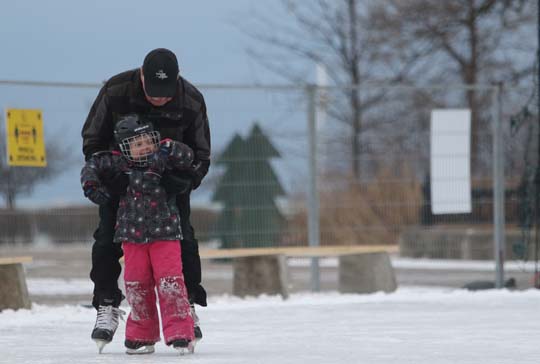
[241,0,429,179]
[0,119,75,210]
[242,0,534,178]
[371,0,535,173]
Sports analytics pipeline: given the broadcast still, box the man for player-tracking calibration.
[81,48,210,351]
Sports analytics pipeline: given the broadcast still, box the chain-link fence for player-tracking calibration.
[0,81,535,265]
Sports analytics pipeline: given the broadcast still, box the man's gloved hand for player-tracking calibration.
[101,171,129,196]
[93,151,114,173]
[83,181,111,205]
[160,139,194,170]
[171,141,194,169]
[161,172,193,195]
[190,161,204,190]
[159,138,174,157]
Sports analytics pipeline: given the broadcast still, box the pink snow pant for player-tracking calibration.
[122,240,194,344]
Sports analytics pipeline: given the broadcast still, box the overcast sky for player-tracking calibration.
[0,0,283,84]
[0,0,315,208]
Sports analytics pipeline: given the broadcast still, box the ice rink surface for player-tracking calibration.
[1,288,539,364]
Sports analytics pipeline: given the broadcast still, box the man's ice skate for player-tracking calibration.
[191,303,203,344]
[91,305,125,354]
[169,339,195,355]
[125,340,155,355]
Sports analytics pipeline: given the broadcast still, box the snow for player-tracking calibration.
[24,258,539,297]
[288,257,540,272]
[1,288,539,364]
[26,278,92,295]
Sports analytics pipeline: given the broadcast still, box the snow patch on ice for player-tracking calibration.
[27,278,92,295]
[288,257,540,272]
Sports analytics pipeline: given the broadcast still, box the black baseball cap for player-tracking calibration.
[142,48,179,97]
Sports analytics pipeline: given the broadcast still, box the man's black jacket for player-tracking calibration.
[81,68,210,189]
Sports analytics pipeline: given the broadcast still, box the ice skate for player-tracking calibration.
[169,339,195,355]
[191,303,202,346]
[91,305,125,354]
[125,340,155,355]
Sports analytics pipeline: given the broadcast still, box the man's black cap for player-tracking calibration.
[142,48,179,97]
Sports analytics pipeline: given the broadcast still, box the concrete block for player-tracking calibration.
[233,254,289,299]
[0,263,31,311]
[339,252,397,294]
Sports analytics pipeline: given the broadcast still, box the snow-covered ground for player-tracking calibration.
[1,288,539,364]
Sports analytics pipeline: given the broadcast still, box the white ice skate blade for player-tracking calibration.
[93,339,108,354]
[174,342,195,355]
[126,345,155,355]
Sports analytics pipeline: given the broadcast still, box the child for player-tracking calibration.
[81,114,195,355]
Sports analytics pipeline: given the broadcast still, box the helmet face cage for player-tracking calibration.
[119,130,161,167]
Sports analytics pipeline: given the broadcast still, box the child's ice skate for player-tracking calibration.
[169,339,195,355]
[125,340,155,355]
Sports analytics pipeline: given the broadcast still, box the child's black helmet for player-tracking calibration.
[114,114,155,144]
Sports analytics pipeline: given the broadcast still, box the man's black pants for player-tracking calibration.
[90,192,207,309]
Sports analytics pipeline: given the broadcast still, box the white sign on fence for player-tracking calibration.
[430,109,471,214]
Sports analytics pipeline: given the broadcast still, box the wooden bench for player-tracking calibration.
[199,245,398,298]
[0,256,32,310]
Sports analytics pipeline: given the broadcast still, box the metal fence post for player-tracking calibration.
[306,84,320,292]
[492,83,505,288]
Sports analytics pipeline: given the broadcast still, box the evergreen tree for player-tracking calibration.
[212,133,246,248]
[212,123,285,248]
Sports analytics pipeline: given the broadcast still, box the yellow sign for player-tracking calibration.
[5,109,47,167]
